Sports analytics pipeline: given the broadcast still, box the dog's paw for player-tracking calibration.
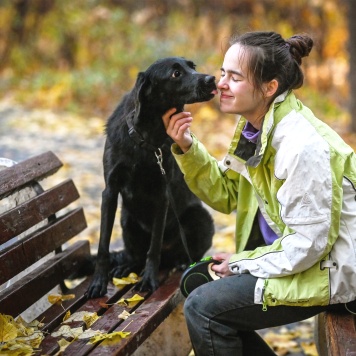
[86,274,109,299]
[134,276,159,292]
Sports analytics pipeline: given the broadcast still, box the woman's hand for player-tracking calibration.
[162,108,194,153]
[211,252,235,278]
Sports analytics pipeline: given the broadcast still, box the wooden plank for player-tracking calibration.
[0,240,90,317]
[0,179,80,243]
[38,283,143,356]
[0,151,62,199]
[89,271,183,356]
[0,207,87,284]
[61,288,152,356]
[325,312,356,355]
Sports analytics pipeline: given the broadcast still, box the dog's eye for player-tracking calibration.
[172,70,181,78]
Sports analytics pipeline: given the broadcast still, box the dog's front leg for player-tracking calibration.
[87,181,119,298]
[136,199,169,292]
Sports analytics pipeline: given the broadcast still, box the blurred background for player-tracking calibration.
[0,1,354,354]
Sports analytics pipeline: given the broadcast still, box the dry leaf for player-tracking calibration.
[51,325,83,339]
[78,328,103,339]
[88,331,131,344]
[113,273,140,288]
[63,310,71,322]
[48,293,75,305]
[117,294,144,308]
[57,338,72,353]
[62,311,99,326]
[118,310,133,320]
[83,312,100,328]
[0,314,18,343]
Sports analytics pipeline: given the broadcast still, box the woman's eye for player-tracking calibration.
[172,70,181,78]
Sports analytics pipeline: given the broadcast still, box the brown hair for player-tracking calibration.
[229,31,313,98]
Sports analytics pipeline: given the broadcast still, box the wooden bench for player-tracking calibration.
[315,310,356,356]
[0,151,191,355]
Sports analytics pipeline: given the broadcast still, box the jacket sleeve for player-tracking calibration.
[229,119,342,277]
[172,135,241,214]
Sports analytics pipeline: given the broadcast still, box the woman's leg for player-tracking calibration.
[184,274,330,356]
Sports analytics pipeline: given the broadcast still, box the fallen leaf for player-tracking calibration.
[63,310,71,322]
[78,328,103,339]
[0,314,17,343]
[113,273,140,288]
[51,325,83,339]
[118,310,132,320]
[48,293,75,306]
[88,331,131,344]
[83,312,100,328]
[117,294,144,308]
[57,338,72,353]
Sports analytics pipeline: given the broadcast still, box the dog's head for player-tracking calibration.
[133,57,217,114]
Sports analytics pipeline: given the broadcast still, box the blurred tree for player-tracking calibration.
[347,0,356,131]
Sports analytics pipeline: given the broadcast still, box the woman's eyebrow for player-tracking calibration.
[220,68,244,77]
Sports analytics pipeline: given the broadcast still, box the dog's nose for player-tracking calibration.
[204,75,216,84]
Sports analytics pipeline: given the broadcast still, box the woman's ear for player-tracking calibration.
[264,79,279,98]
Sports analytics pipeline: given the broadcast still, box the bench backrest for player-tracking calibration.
[0,151,89,318]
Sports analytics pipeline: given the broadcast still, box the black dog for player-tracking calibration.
[87,57,216,298]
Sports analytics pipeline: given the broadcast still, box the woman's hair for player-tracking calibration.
[229,31,313,98]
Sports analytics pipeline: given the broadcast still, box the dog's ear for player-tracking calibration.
[132,72,152,122]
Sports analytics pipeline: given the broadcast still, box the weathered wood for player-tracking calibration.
[0,207,87,284]
[89,271,184,356]
[0,151,62,199]
[0,179,80,243]
[0,240,90,317]
[316,311,356,356]
[0,151,189,356]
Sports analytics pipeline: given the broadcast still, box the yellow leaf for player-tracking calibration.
[63,310,71,322]
[0,314,18,343]
[0,340,34,355]
[62,311,99,326]
[57,338,72,353]
[48,293,75,305]
[16,332,44,348]
[113,273,140,287]
[88,331,131,344]
[83,312,99,328]
[117,294,144,308]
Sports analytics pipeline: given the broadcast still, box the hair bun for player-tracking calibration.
[286,34,313,65]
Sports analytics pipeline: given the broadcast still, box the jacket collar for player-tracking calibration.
[227,90,292,168]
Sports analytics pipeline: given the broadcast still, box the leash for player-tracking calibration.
[126,112,194,265]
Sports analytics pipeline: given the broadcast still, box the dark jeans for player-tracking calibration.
[184,273,353,356]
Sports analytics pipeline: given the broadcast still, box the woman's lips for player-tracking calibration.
[220,93,234,100]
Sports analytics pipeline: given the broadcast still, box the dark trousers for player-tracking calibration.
[184,273,351,356]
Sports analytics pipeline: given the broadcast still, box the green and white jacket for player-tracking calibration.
[173,91,356,308]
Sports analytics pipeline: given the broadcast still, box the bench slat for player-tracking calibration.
[89,271,183,356]
[0,151,62,199]
[38,283,138,355]
[0,179,80,243]
[0,207,87,284]
[324,311,356,355]
[0,240,90,317]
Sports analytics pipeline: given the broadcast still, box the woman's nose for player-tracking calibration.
[217,77,227,89]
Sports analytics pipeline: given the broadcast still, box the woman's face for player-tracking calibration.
[218,43,268,129]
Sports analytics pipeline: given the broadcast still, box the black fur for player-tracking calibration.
[86,57,215,298]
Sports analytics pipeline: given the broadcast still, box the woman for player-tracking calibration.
[162,31,356,355]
